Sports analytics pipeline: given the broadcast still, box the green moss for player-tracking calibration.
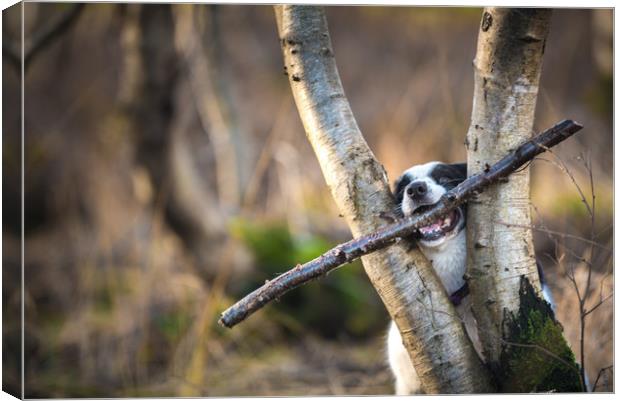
[499,276,582,392]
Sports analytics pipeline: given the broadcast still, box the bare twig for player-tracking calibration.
[566,261,583,303]
[534,150,593,217]
[3,3,85,71]
[540,149,604,390]
[219,119,583,328]
[592,365,613,392]
[579,153,596,388]
[583,292,613,317]
[494,221,611,252]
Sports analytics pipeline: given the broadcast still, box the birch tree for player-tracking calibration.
[466,8,582,391]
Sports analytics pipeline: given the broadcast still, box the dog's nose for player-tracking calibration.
[406,181,427,198]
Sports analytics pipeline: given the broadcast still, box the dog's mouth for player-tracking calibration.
[415,206,461,243]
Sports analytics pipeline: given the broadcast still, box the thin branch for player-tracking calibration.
[494,220,611,252]
[583,292,613,317]
[563,243,594,269]
[565,261,583,305]
[534,148,593,217]
[594,222,613,239]
[592,365,613,392]
[579,152,596,387]
[581,151,596,300]
[535,149,603,389]
[219,119,583,328]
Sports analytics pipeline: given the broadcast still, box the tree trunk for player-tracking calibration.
[466,8,582,392]
[275,5,492,393]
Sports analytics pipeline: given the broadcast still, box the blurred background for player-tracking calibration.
[2,3,613,396]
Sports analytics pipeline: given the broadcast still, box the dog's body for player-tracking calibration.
[387,161,553,395]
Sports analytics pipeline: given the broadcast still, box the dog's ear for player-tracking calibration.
[450,163,467,180]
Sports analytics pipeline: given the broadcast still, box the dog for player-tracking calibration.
[386,161,554,395]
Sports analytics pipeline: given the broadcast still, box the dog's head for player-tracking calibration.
[393,161,467,248]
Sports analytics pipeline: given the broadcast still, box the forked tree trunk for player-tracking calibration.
[275,5,492,393]
[466,8,582,392]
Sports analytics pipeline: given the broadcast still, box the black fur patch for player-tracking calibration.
[429,163,467,190]
[393,174,412,204]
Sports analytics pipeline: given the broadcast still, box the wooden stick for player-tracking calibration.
[219,119,583,328]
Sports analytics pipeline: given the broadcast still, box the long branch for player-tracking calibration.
[219,119,582,328]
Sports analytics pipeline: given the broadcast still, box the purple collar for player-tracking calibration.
[449,283,470,306]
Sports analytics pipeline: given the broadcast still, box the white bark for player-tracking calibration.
[275,5,491,393]
[466,8,552,365]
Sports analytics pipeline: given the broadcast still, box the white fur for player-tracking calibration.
[400,162,446,217]
[387,321,421,395]
[419,229,467,296]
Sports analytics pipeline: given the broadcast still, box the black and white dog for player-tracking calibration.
[386,161,554,395]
